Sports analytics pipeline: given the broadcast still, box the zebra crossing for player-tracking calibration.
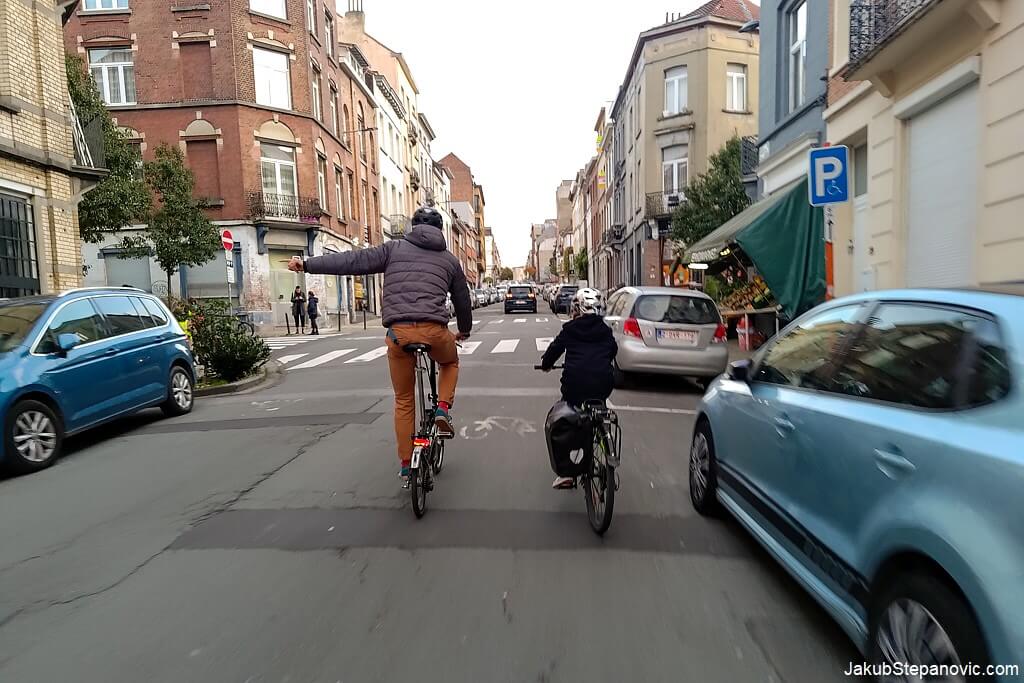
[448,317,552,327]
[263,334,337,351]
[279,336,558,371]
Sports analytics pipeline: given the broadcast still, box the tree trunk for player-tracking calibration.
[166,271,172,304]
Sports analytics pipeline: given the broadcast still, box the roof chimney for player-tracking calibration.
[341,0,365,36]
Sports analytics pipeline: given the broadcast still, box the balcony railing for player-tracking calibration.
[740,135,759,177]
[69,98,105,172]
[246,191,322,223]
[645,191,684,219]
[849,0,940,69]
[388,213,411,235]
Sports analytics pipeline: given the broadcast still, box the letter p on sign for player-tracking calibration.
[807,146,850,206]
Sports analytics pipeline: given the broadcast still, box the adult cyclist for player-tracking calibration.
[288,206,473,483]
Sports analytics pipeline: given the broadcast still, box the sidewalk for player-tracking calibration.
[728,339,757,362]
[261,313,383,338]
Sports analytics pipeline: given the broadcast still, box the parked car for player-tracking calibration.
[474,289,490,308]
[689,288,1024,677]
[504,285,537,314]
[603,287,728,386]
[551,284,579,314]
[0,288,196,475]
[445,293,455,319]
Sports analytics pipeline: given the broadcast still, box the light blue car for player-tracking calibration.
[0,288,195,475]
[690,288,1023,679]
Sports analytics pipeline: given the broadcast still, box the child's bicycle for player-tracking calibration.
[535,365,622,535]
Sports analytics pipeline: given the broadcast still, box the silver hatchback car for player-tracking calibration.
[604,287,728,385]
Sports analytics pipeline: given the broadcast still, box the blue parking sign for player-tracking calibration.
[808,146,850,206]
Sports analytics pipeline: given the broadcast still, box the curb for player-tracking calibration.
[195,360,283,397]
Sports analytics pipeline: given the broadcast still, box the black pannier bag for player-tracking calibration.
[544,402,591,477]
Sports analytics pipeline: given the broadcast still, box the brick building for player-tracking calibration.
[63,0,383,330]
[1,0,104,297]
[438,152,484,286]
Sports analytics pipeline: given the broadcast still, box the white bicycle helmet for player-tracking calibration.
[571,287,604,317]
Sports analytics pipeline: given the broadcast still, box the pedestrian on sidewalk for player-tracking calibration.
[307,290,320,335]
[291,286,306,334]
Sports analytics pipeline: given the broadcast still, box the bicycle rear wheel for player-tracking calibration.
[410,464,427,518]
[584,434,615,535]
[431,439,444,474]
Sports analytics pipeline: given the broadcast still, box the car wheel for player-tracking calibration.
[161,366,195,417]
[869,573,991,677]
[3,399,63,474]
[689,420,720,516]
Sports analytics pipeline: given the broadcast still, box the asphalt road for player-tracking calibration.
[0,306,862,682]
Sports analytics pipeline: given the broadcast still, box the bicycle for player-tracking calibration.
[535,364,622,535]
[407,343,445,518]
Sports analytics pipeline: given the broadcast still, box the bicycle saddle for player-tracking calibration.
[403,343,431,353]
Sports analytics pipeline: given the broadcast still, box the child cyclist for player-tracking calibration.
[539,287,618,489]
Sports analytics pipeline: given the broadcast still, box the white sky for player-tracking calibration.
[343,0,708,267]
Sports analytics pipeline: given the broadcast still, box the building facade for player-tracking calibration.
[1,0,104,297]
[826,0,1024,294]
[63,0,383,330]
[438,152,485,286]
[608,0,761,289]
[755,0,828,197]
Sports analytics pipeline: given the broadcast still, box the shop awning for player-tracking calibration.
[684,178,824,319]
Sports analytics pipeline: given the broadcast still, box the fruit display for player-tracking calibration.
[719,275,774,311]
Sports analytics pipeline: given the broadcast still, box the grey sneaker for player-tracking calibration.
[435,406,454,439]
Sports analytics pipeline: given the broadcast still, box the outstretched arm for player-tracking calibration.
[298,243,392,276]
[540,329,567,370]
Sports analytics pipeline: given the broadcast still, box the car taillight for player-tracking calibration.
[528,293,535,299]
[712,323,727,344]
[623,318,642,338]
[506,293,512,299]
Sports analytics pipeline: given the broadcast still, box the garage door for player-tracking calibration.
[906,83,978,287]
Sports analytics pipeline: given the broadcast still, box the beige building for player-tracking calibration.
[609,0,760,288]
[826,0,1024,295]
[0,0,103,297]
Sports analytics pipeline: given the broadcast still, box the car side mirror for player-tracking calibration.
[727,359,752,382]
[57,333,80,354]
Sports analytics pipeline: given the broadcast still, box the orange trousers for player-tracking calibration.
[385,322,459,461]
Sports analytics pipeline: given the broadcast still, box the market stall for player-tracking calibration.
[682,177,825,350]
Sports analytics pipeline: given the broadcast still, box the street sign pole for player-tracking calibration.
[808,146,850,301]
[221,229,235,312]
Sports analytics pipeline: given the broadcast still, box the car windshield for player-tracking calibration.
[510,287,531,296]
[559,287,578,296]
[0,302,47,353]
[634,295,720,325]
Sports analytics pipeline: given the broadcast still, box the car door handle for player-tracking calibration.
[774,415,795,436]
[103,347,120,356]
[874,447,915,479]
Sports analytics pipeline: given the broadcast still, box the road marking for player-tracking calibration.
[488,319,503,324]
[345,346,389,363]
[513,318,527,323]
[536,337,553,351]
[491,339,519,353]
[606,400,697,415]
[277,354,308,365]
[458,341,482,355]
[535,317,549,323]
[289,349,356,370]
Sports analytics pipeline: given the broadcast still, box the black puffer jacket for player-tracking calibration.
[540,314,618,404]
[303,224,473,334]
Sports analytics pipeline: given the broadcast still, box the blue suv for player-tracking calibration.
[0,288,195,475]
[690,288,1023,679]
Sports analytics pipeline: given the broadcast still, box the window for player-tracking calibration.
[633,295,719,325]
[327,87,338,136]
[324,12,334,60]
[311,68,322,121]
[129,297,158,329]
[853,143,868,197]
[357,104,366,160]
[0,194,39,298]
[306,0,316,32]
[180,42,214,100]
[93,296,148,336]
[316,155,328,211]
[662,146,687,196]
[260,143,298,217]
[249,0,284,18]
[342,105,351,146]
[83,0,128,9]
[35,300,104,354]
[88,48,136,105]
[334,167,345,220]
[788,1,807,112]
[726,63,747,112]
[253,47,291,109]
[140,298,169,326]
[185,139,220,200]
[754,304,863,390]
[361,181,369,236]
[347,170,356,223]
[664,66,687,116]
[832,305,1008,409]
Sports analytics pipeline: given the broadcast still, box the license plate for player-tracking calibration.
[657,329,698,345]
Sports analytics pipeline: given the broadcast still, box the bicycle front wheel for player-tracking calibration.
[584,435,615,536]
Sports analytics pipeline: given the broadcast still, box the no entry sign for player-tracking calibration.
[221,229,234,252]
